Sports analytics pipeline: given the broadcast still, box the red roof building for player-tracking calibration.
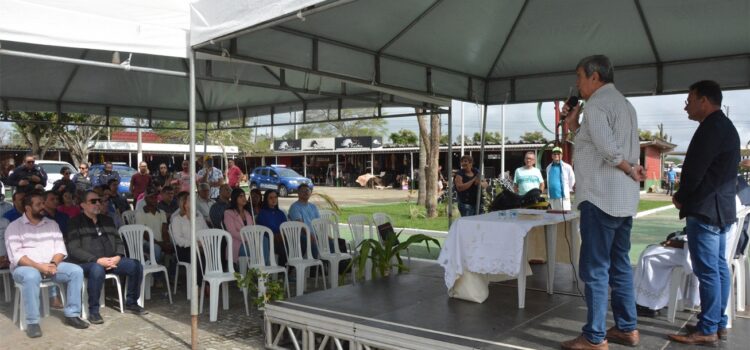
[110,131,163,143]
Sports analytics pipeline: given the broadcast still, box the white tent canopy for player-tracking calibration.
[1,0,748,120]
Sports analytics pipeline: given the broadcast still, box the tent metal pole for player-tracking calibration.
[475,104,488,215]
[447,106,454,226]
[501,99,506,178]
[0,48,187,77]
[335,154,339,185]
[188,50,199,350]
[303,155,307,178]
[460,102,465,156]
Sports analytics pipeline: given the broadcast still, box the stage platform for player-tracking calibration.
[264,261,750,349]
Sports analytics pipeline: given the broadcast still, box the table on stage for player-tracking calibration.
[438,209,580,308]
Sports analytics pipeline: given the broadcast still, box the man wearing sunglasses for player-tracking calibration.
[7,153,47,193]
[66,191,146,324]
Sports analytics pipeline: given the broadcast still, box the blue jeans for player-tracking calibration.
[12,262,84,324]
[578,201,637,344]
[685,216,731,334]
[144,241,162,263]
[80,257,143,313]
[458,202,480,217]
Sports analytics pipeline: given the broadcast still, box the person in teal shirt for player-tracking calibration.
[514,151,545,195]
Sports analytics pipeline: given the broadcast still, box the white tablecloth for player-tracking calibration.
[438,209,579,304]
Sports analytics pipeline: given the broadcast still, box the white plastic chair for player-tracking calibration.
[312,218,352,288]
[121,210,136,225]
[119,224,173,307]
[13,279,66,330]
[347,214,374,281]
[318,209,340,226]
[239,225,290,316]
[168,225,194,300]
[197,229,236,322]
[0,268,11,302]
[280,221,326,296]
[734,213,750,312]
[372,212,410,265]
[81,273,124,319]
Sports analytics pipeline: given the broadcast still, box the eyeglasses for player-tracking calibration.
[88,198,101,204]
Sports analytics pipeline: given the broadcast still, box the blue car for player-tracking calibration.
[249,165,313,197]
[89,163,138,196]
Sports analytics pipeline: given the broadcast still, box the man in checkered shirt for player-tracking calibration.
[560,55,645,350]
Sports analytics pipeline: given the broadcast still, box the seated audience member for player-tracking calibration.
[135,187,170,262]
[5,192,89,337]
[4,191,26,222]
[209,184,232,228]
[72,163,93,193]
[170,192,208,286]
[223,188,255,264]
[287,184,320,258]
[7,154,47,193]
[135,183,163,212]
[67,191,147,324]
[57,191,81,218]
[256,189,288,266]
[51,167,76,195]
[0,218,9,269]
[0,194,13,217]
[100,190,123,228]
[634,195,744,317]
[196,183,215,225]
[157,185,179,222]
[246,188,262,218]
[108,178,131,213]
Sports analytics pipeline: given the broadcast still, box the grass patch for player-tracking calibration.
[339,202,449,231]
[638,199,673,212]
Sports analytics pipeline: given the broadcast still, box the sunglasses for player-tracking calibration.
[88,198,101,204]
[26,160,35,164]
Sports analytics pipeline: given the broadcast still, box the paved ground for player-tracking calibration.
[0,274,326,349]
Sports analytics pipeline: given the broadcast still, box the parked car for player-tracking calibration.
[89,163,138,196]
[35,160,78,191]
[249,165,313,197]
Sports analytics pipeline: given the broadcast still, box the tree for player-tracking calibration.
[390,129,418,145]
[519,131,547,143]
[277,109,388,140]
[472,131,507,144]
[8,111,64,159]
[416,109,440,218]
[58,114,106,168]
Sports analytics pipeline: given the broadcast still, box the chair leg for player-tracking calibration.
[329,260,339,288]
[243,283,249,316]
[222,282,229,310]
[173,267,180,296]
[737,260,746,312]
[82,281,89,320]
[321,264,327,290]
[296,266,306,297]
[138,275,146,308]
[114,277,124,313]
[163,270,173,304]
[41,286,50,317]
[13,286,20,328]
[284,271,291,298]
[145,274,153,300]
[209,282,220,322]
[186,269,192,301]
[199,281,206,314]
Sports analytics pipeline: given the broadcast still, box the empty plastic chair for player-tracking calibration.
[197,229,236,322]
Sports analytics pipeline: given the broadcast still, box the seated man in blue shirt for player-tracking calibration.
[3,191,26,222]
[287,184,320,258]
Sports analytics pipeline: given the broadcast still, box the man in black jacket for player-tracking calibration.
[66,191,146,324]
[7,154,47,193]
[669,80,740,346]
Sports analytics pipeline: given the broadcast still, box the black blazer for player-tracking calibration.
[675,110,740,227]
[66,214,126,263]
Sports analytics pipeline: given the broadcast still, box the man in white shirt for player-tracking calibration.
[514,151,545,195]
[135,187,169,262]
[196,182,215,226]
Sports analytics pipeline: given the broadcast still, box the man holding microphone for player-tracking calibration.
[560,55,644,350]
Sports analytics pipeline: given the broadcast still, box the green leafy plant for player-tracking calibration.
[235,268,285,309]
[349,230,440,280]
[312,191,341,215]
[409,205,426,219]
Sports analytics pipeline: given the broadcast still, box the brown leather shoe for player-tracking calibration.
[685,324,728,340]
[560,335,608,350]
[606,327,640,346]
[668,330,718,346]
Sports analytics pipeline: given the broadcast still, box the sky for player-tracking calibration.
[267,89,750,153]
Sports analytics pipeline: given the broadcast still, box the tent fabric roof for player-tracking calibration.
[1,0,748,122]
[194,0,750,105]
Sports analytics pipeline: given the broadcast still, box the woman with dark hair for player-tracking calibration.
[256,189,288,265]
[245,188,263,218]
[223,188,254,264]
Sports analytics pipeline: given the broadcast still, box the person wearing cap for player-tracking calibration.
[545,147,575,211]
[135,187,169,263]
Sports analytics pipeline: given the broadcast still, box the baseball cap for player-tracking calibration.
[552,146,563,154]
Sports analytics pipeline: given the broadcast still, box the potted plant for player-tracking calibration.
[350,229,440,280]
[235,268,285,309]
